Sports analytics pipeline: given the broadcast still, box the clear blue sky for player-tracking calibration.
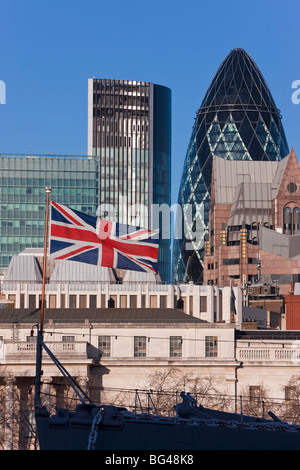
[0,0,299,204]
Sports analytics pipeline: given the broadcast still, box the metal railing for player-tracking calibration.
[238,346,300,362]
[2,341,99,361]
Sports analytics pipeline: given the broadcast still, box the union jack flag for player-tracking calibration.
[49,201,160,273]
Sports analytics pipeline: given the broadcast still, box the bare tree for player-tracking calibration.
[280,375,300,425]
[239,383,272,419]
[143,368,231,416]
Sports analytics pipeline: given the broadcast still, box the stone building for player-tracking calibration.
[0,249,243,327]
[1,307,300,449]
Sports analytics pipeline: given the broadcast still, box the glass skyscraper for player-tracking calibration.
[88,79,171,282]
[173,48,289,284]
[0,153,98,269]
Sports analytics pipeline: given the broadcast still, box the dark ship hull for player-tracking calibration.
[34,323,300,451]
[35,394,300,451]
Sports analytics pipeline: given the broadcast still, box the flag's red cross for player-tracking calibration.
[50,201,159,272]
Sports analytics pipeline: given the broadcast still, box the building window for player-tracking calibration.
[200,296,207,312]
[130,295,137,308]
[26,335,36,343]
[223,258,240,265]
[134,336,146,357]
[69,295,76,308]
[285,386,296,401]
[283,206,300,235]
[90,295,97,308]
[283,206,292,234]
[205,336,218,357]
[49,294,56,308]
[79,295,87,308]
[120,295,127,308]
[287,182,297,193]
[62,336,75,351]
[249,385,261,402]
[98,336,111,357]
[29,294,36,308]
[169,336,182,357]
[62,336,75,342]
[293,207,300,234]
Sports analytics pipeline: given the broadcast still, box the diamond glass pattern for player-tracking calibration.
[173,49,289,283]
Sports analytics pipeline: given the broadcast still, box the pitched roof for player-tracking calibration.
[212,152,299,227]
[212,154,283,205]
[3,255,42,282]
[0,308,207,325]
[50,259,117,283]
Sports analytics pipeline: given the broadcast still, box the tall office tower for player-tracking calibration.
[88,79,172,282]
[173,48,289,284]
[0,153,98,270]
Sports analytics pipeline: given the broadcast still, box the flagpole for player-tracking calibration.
[40,186,51,334]
[35,186,51,411]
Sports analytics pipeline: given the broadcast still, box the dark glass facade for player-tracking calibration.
[173,48,289,284]
[88,79,171,282]
[152,85,172,282]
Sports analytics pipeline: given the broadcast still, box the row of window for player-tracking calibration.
[0,189,95,199]
[283,206,300,235]
[223,258,240,265]
[24,334,218,358]
[98,134,149,149]
[10,293,209,312]
[98,335,218,358]
[0,195,95,205]
[0,175,96,185]
[1,204,95,213]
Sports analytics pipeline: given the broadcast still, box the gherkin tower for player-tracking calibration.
[173,48,289,283]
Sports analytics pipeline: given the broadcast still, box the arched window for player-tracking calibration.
[293,207,300,234]
[283,207,292,234]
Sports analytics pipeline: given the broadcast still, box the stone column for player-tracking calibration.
[77,377,89,396]
[42,377,52,413]
[53,380,67,410]
[18,379,33,450]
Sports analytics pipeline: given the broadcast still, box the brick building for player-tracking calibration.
[203,148,300,295]
[285,283,300,330]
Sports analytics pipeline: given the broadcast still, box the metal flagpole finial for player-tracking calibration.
[46,186,52,193]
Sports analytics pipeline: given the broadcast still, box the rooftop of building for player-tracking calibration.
[212,148,299,227]
[236,329,300,341]
[212,151,291,205]
[2,250,161,284]
[0,307,208,325]
[0,152,93,160]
